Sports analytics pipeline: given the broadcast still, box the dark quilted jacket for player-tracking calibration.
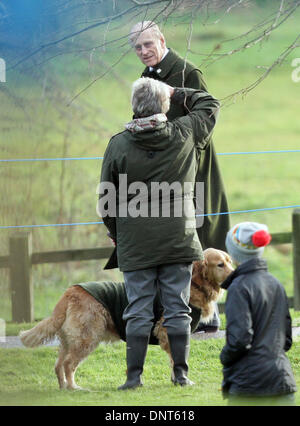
[220,258,297,397]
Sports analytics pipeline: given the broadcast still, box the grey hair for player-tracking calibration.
[129,21,163,47]
[131,77,170,118]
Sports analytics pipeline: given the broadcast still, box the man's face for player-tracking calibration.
[133,29,166,67]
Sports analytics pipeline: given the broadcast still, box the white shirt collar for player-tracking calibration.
[149,48,169,73]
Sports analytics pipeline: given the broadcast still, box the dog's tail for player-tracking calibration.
[19,292,68,347]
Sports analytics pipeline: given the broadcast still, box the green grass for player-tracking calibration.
[2,308,299,406]
[0,4,299,320]
[1,337,299,406]
[0,5,300,406]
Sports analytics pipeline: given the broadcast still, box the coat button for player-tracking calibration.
[147,151,155,159]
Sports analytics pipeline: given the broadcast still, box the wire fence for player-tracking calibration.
[1,149,299,230]
[1,149,300,163]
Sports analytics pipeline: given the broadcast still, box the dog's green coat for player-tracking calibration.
[76,281,202,344]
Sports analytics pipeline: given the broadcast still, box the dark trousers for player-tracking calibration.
[123,263,192,337]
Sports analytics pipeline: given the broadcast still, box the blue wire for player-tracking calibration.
[1,150,300,162]
[1,151,299,229]
[217,150,300,156]
[0,222,105,229]
[1,205,300,229]
[198,205,300,216]
[0,157,104,162]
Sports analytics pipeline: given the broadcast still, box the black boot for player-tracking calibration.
[168,334,195,386]
[118,335,149,390]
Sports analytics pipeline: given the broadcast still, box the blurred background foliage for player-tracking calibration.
[0,0,300,320]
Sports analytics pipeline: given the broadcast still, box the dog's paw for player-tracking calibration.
[200,311,214,324]
[66,384,86,391]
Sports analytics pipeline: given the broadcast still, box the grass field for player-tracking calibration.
[0,336,299,406]
[1,312,299,406]
[0,3,300,321]
[0,2,300,406]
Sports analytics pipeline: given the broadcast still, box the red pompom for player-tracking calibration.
[252,230,271,247]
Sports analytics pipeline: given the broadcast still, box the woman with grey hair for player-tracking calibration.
[99,77,220,390]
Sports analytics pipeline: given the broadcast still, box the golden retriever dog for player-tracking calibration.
[20,248,233,390]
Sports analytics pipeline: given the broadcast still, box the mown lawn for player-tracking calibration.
[0,3,300,407]
[0,336,299,406]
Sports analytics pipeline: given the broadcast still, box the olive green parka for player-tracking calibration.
[99,88,219,272]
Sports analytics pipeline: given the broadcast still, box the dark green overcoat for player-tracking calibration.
[142,48,230,251]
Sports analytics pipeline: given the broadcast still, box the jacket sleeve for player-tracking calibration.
[220,281,254,367]
[98,141,117,240]
[172,88,220,149]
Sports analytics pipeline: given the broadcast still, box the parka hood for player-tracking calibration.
[125,113,172,151]
[125,113,167,133]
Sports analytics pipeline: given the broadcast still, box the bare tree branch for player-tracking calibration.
[67,0,178,105]
[3,0,300,104]
[67,45,132,106]
[221,32,300,106]
[7,0,173,70]
[199,0,300,69]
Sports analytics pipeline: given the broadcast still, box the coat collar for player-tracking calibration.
[125,113,168,133]
[142,48,181,79]
[221,257,268,290]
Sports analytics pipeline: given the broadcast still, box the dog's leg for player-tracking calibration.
[159,333,175,383]
[55,346,67,389]
[60,293,110,390]
[63,351,83,390]
[200,303,214,324]
[154,318,175,382]
[63,339,99,391]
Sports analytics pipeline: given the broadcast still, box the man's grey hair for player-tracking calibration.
[129,21,163,47]
[131,77,170,118]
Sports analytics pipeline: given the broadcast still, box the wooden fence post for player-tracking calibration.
[9,232,34,322]
[293,209,300,311]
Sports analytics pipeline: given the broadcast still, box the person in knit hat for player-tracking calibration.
[225,221,271,264]
[220,222,297,405]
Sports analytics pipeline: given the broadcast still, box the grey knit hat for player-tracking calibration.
[225,222,272,264]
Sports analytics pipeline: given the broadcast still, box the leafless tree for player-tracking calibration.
[1,0,300,103]
[1,0,299,300]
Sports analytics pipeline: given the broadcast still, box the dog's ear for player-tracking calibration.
[192,259,208,282]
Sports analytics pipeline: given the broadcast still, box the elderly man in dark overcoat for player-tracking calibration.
[129,21,230,251]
